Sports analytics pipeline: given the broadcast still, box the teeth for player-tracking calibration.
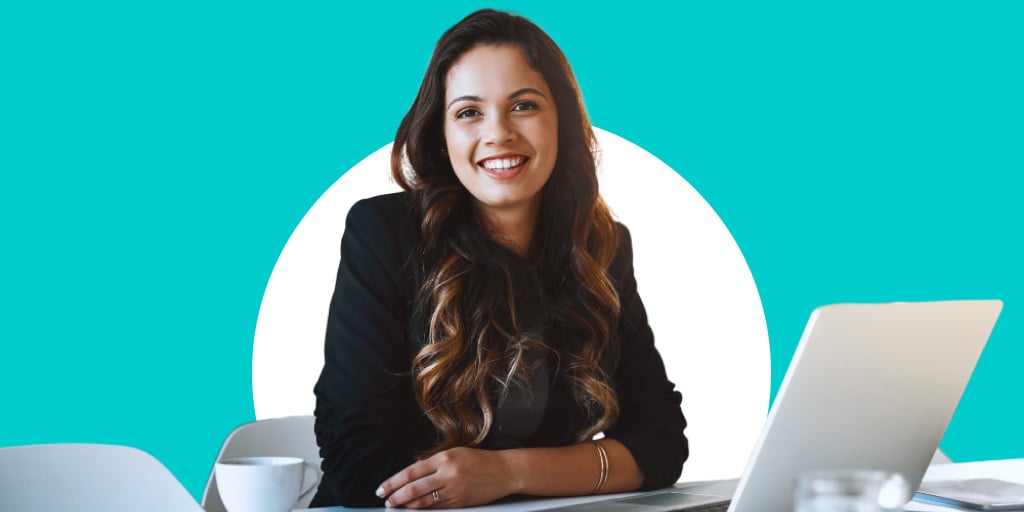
[483,157,524,170]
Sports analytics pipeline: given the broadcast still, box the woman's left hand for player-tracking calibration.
[376,446,517,508]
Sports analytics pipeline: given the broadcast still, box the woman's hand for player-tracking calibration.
[376,446,517,508]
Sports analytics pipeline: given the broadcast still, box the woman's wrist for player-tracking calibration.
[495,440,641,497]
[498,448,527,495]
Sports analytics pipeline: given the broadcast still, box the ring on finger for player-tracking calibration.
[432,489,440,505]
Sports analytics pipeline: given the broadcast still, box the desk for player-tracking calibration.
[297,459,1024,511]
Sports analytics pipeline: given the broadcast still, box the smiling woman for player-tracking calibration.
[443,44,559,255]
[310,9,688,509]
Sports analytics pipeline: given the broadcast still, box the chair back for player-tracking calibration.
[0,443,202,512]
[202,415,323,512]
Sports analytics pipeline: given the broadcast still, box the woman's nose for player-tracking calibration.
[482,114,516,145]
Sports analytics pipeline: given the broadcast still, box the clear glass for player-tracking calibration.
[794,470,910,512]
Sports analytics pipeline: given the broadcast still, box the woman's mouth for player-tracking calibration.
[478,155,529,179]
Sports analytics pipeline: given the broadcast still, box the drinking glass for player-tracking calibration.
[795,470,910,512]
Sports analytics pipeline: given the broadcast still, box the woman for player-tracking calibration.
[311,9,687,508]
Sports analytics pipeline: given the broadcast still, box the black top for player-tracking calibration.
[310,192,688,507]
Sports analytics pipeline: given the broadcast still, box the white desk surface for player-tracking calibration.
[297,458,1024,512]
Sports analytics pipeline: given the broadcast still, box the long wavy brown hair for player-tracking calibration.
[390,9,621,455]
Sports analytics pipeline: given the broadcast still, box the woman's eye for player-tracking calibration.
[512,101,538,112]
[455,108,480,119]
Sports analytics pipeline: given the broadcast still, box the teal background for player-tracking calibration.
[2,0,1021,501]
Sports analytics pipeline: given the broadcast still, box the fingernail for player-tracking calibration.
[385,499,394,508]
[376,486,385,498]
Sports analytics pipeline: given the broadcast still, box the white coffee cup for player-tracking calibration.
[215,456,320,512]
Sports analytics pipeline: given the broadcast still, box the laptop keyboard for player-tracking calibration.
[593,492,730,511]
[536,492,731,511]
[618,493,731,511]
[696,503,730,512]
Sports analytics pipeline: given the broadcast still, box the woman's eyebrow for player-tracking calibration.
[508,87,546,100]
[447,95,482,110]
[447,88,548,110]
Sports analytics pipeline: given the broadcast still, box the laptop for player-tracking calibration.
[540,300,1003,512]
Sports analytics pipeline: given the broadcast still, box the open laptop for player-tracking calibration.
[540,300,1003,512]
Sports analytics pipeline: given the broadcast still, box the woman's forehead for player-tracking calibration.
[445,45,549,100]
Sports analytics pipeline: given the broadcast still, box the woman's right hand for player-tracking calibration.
[376,446,517,509]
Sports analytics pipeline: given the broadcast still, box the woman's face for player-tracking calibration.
[443,44,558,218]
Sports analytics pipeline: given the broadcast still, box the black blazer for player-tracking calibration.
[310,192,688,507]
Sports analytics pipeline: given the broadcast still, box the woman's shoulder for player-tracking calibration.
[612,221,633,245]
[342,191,420,265]
[347,191,417,228]
[609,220,635,269]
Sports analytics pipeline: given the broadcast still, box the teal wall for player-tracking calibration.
[2,1,1021,500]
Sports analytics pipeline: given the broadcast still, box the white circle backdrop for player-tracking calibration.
[253,127,770,482]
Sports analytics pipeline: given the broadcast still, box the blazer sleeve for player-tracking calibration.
[312,197,419,507]
[603,224,690,489]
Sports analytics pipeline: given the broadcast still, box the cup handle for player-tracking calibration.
[299,461,322,499]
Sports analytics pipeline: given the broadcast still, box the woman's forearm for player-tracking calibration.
[501,438,644,497]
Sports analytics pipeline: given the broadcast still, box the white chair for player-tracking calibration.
[202,415,323,512]
[0,443,203,512]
